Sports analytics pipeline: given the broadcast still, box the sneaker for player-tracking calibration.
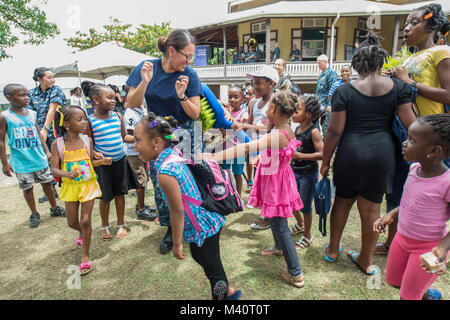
[224,290,242,300]
[160,226,173,254]
[50,206,66,217]
[135,204,157,213]
[423,289,443,300]
[136,207,157,221]
[132,191,137,196]
[38,188,59,203]
[29,213,40,228]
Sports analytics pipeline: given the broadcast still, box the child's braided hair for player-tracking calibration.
[417,113,450,156]
[351,33,388,75]
[141,112,180,148]
[270,89,300,117]
[299,94,322,123]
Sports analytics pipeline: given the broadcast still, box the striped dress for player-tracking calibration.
[89,112,125,161]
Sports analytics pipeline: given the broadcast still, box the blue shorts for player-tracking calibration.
[222,157,245,176]
[294,171,318,214]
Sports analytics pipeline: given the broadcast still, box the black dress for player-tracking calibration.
[331,78,412,203]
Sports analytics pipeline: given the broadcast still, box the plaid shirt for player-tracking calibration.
[156,147,225,247]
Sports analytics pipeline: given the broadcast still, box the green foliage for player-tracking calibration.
[382,46,412,71]
[0,0,59,60]
[64,17,172,57]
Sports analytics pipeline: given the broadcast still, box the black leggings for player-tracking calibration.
[189,229,228,300]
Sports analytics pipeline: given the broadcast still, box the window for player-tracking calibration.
[302,28,325,60]
[243,33,251,52]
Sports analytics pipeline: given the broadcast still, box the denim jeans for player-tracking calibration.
[268,217,303,277]
[294,171,318,214]
[149,160,171,226]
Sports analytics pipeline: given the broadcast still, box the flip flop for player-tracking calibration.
[100,225,113,241]
[346,250,378,275]
[80,261,92,276]
[325,244,343,262]
[116,224,128,239]
[261,246,283,256]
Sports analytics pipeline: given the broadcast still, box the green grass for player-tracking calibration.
[0,184,448,300]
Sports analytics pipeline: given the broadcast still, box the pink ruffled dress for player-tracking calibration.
[248,130,304,218]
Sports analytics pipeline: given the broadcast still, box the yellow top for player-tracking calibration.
[402,45,450,116]
[61,145,97,184]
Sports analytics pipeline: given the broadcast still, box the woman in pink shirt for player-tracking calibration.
[374,114,450,300]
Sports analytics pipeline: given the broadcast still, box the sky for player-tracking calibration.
[0,0,229,103]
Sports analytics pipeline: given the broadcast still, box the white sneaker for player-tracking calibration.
[246,203,255,209]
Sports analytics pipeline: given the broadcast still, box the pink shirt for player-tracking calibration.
[398,163,450,242]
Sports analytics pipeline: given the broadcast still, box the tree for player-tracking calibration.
[64,18,172,58]
[0,0,59,60]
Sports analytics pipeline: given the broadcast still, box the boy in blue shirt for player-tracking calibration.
[0,84,65,228]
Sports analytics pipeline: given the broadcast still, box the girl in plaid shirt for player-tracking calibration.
[133,112,242,300]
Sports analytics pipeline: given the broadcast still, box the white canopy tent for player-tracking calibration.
[51,42,154,82]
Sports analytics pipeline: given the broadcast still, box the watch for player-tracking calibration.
[180,95,189,102]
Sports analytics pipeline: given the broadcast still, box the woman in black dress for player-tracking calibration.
[320,35,417,275]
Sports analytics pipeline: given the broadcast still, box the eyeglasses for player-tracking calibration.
[176,48,193,63]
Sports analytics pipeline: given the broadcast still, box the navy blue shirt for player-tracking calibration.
[126,59,202,123]
[272,47,280,61]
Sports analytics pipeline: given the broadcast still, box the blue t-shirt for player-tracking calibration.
[246,51,257,63]
[1,109,48,173]
[126,59,202,123]
[290,49,301,61]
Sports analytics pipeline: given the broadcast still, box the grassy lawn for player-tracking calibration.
[0,183,448,300]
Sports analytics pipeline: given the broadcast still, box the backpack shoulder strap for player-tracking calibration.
[56,137,64,161]
[80,134,91,157]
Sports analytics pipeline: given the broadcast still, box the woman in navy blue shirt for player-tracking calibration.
[126,29,202,255]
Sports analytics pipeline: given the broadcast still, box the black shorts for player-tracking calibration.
[94,156,138,202]
[335,188,384,204]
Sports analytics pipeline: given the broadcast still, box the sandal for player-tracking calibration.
[261,246,283,256]
[295,236,313,250]
[154,216,160,225]
[346,250,378,275]
[373,243,390,255]
[76,237,83,248]
[325,244,343,262]
[290,223,305,235]
[250,221,270,230]
[80,261,92,276]
[116,223,128,239]
[245,182,253,194]
[281,269,304,288]
[100,225,113,241]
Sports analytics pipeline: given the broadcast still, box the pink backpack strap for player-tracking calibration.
[56,137,64,162]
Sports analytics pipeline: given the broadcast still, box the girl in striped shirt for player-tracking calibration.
[86,83,138,240]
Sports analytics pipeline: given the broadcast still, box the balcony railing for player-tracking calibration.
[193,61,356,81]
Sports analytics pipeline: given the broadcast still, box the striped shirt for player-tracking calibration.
[156,147,225,247]
[328,79,352,98]
[89,112,125,161]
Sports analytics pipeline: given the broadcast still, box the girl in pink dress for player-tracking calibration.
[201,90,305,288]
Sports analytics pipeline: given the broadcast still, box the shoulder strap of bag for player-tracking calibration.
[56,137,64,162]
[80,134,91,157]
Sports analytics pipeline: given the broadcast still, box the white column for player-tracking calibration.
[223,27,227,77]
[392,16,400,55]
[266,18,271,63]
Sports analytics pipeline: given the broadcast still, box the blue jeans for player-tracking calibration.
[268,217,303,277]
[294,171,318,214]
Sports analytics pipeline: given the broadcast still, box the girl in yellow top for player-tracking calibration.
[50,106,110,275]
[391,3,450,116]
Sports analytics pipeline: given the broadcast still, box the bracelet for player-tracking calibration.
[44,125,51,131]
[179,95,189,102]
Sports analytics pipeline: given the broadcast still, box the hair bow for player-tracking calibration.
[148,120,158,128]
[424,12,433,20]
